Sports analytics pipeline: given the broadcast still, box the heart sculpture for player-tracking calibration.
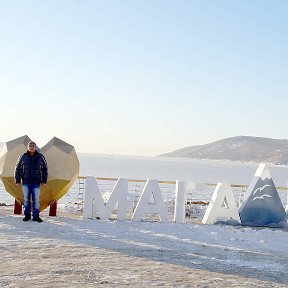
[0,135,79,211]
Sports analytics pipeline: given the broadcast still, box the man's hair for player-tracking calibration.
[27,141,36,146]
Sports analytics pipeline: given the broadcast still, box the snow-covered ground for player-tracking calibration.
[0,206,287,287]
[0,155,288,287]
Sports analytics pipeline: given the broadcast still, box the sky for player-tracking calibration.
[0,1,288,156]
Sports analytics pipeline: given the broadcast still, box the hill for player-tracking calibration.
[160,136,288,165]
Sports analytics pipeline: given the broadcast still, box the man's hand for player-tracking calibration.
[15,183,21,186]
[41,183,47,186]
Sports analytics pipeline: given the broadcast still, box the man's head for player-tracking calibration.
[27,141,37,155]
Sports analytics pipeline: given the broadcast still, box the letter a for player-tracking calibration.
[202,183,240,225]
[132,179,169,222]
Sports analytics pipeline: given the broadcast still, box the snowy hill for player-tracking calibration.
[160,136,288,165]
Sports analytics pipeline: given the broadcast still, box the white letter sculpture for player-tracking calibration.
[239,163,286,227]
[174,181,195,223]
[174,181,186,223]
[132,179,169,222]
[202,182,240,225]
[83,176,128,220]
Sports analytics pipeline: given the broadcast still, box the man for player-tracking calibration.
[14,141,48,222]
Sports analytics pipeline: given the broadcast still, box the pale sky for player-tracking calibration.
[0,1,287,156]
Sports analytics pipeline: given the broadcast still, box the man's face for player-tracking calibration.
[27,143,36,153]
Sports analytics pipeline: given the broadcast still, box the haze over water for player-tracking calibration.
[1,155,287,206]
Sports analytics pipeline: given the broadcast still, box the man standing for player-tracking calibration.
[14,141,48,222]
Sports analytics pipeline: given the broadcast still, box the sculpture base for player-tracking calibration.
[14,199,22,215]
[13,198,58,217]
[49,200,57,216]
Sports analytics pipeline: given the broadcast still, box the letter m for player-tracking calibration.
[83,176,128,221]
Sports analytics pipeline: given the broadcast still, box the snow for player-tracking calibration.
[1,204,288,287]
[77,154,288,186]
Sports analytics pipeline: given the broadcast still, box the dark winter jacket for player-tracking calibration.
[14,150,48,185]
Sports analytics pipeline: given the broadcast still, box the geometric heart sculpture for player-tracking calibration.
[239,163,286,227]
[0,135,79,212]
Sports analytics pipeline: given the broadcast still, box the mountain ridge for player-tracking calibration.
[160,136,288,165]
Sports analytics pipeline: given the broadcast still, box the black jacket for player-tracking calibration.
[14,150,48,185]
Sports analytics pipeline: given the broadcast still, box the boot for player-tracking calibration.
[32,215,43,223]
[23,214,31,222]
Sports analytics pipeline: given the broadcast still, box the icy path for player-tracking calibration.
[0,212,287,287]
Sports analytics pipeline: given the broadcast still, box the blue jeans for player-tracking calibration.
[22,184,40,218]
